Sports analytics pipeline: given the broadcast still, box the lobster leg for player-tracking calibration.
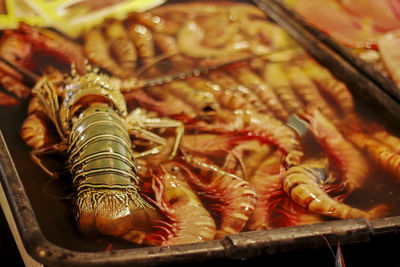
[125,108,184,159]
[30,143,67,178]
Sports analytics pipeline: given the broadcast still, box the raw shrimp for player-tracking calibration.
[181,150,257,239]
[192,110,303,167]
[302,108,368,194]
[103,19,137,71]
[283,159,387,219]
[227,66,289,121]
[303,60,356,117]
[275,194,324,228]
[146,163,216,246]
[262,62,304,115]
[162,81,220,113]
[207,71,268,113]
[286,65,338,124]
[125,22,155,65]
[245,147,286,230]
[83,27,130,78]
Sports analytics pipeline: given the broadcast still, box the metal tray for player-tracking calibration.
[2,1,400,266]
[267,0,400,104]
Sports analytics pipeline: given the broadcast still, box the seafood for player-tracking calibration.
[244,146,286,230]
[287,0,380,48]
[162,81,220,113]
[207,71,268,113]
[29,67,172,244]
[177,20,247,59]
[344,130,400,181]
[339,0,400,32]
[0,30,33,69]
[262,62,304,115]
[181,150,257,238]
[283,159,387,219]
[17,22,86,74]
[302,108,369,195]
[0,90,18,106]
[275,194,324,228]
[192,110,303,168]
[2,0,397,250]
[126,12,181,35]
[125,87,198,118]
[83,27,131,78]
[228,66,289,121]
[146,163,216,245]
[103,19,137,71]
[303,60,356,118]
[286,65,338,124]
[125,22,156,66]
[377,30,400,87]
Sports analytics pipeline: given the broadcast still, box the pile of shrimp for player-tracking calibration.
[2,1,400,246]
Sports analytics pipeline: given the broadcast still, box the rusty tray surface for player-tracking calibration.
[1,1,400,266]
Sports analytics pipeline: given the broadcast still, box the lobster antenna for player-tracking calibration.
[139,44,300,88]
[0,56,40,83]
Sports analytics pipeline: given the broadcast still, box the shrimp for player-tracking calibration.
[192,110,303,167]
[126,12,181,35]
[283,159,387,220]
[227,66,289,121]
[83,27,130,78]
[18,22,86,74]
[146,163,216,246]
[153,33,188,64]
[124,87,198,118]
[275,194,324,228]
[0,91,18,106]
[286,65,339,124]
[103,18,137,71]
[0,30,33,69]
[176,20,249,59]
[262,62,304,115]
[162,81,220,113]
[302,108,368,194]
[344,130,400,181]
[245,147,286,230]
[125,23,155,66]
[303,60,355,117]
[181,150,257,239]
[0,69,31,99]
[207,71,268,113]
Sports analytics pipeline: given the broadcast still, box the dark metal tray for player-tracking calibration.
[266,0,400,104]
[2,1,400,266]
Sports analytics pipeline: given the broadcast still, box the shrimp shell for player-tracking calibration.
[284,159,387,220]
[125,23,155,65]
[181,151,257,239]
[207,71,268,113]
[262,62,304,115]
[246,149,286,230]
[147,163,216,245]
[104,19,137,71]
[228,66,289,121]
[83,27,130,78]
[303,108,368,194]
[304,61,355,116]
[286,65,338,124]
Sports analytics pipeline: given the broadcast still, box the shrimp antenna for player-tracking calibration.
[0,56,40,83]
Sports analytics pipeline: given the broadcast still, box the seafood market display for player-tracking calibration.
[281,0,400,87]
[1,1,400,248]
